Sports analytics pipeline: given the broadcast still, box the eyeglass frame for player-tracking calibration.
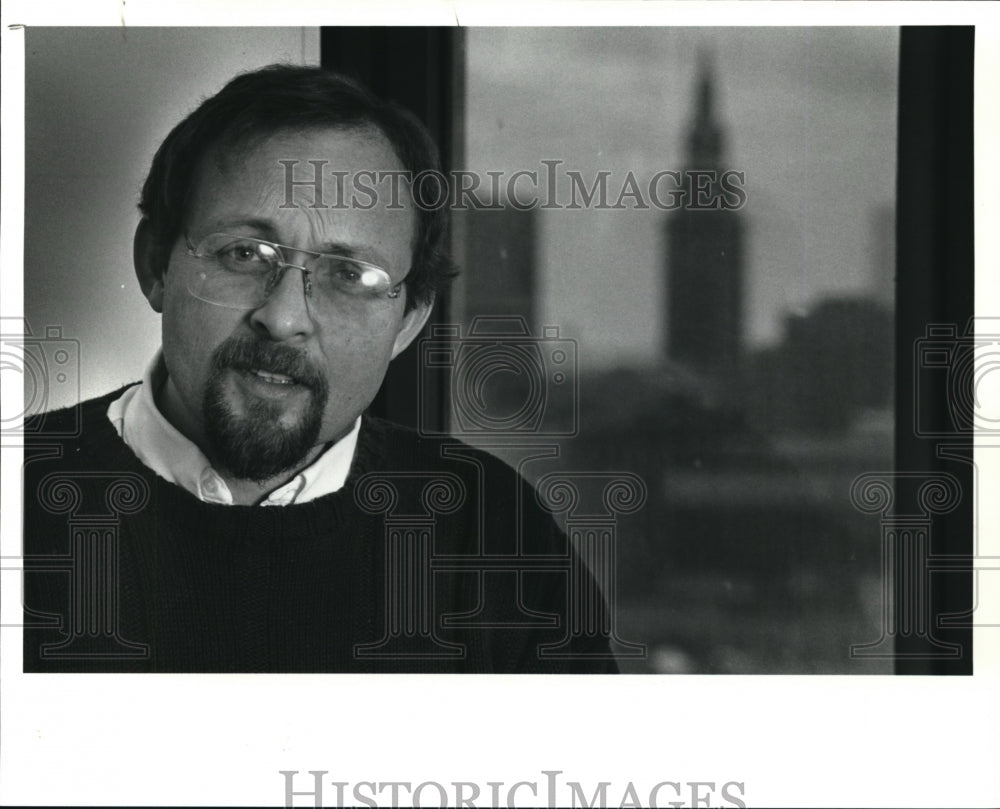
[183,231,406,309]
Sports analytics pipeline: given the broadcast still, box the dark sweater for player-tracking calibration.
[23,389,618,673]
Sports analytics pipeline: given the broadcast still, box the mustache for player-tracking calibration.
[211,336,327,392]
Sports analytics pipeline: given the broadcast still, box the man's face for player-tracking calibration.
[150,126,426,482]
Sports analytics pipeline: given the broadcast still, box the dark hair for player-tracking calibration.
[138,63,456,310]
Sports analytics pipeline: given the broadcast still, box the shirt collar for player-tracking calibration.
[107,352,360,506]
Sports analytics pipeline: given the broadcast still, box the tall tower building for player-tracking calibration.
[666,55,745,380]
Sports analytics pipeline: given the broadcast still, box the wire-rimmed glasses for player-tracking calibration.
[184,233,403,310]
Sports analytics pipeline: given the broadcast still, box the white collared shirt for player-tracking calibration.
[107,353,360,506]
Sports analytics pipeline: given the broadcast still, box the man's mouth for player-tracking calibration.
[231,364,310,394]
[249,368,296,385]
[211,337,326,398]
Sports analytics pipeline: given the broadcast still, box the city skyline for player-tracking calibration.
[465,27,899,369]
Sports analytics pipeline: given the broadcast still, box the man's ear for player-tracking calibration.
[390,293,435,360]
[133,219,165,313]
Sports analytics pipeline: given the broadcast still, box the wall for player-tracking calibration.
[24,27,320,409]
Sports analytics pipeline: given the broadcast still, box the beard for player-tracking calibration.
[202,336,330,484]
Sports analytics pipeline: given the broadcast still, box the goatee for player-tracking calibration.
[202,336,329,483]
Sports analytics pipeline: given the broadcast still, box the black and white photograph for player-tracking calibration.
[1,4,997,807]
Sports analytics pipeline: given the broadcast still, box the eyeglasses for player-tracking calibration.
[184,233,403,310]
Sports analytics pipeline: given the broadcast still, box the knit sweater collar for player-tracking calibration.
[74,387,391,525]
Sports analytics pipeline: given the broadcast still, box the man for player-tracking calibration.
[23,64,617,673]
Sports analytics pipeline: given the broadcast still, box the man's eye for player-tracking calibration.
[221,244,264,262]
[314,259,388,297]
[321,259,364,285]
[215,242,273,272]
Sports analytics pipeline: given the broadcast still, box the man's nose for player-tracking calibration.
[248,264,315,342]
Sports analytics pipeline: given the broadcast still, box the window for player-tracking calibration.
[339,26,971,675]
[447,28,902,673]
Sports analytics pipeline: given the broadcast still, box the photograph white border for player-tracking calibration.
[2,3,998,807]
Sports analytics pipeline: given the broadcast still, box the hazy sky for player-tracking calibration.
[465,28,899,368]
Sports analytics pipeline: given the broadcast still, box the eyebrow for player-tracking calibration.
[207,217,279,238]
